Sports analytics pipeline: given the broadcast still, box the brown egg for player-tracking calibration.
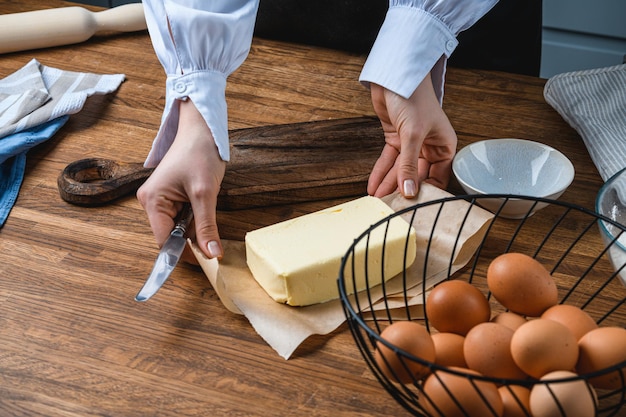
[421,367,503,417]
[426,280,491,336]
[432,332,467,368]
[576,326,626,389]
[530,371,597,417]
[374,321,435,384]
[491,311,527,331]
[510,319,578,379]
[498,385,531,417]
[464,322,527,380]
[487,253,558,317]
[541,304,598,340]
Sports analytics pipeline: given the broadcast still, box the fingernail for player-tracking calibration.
[207,241,223,259]
[403,179,417,197]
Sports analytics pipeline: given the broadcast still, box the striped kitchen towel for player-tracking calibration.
[544,64,626,182]
[0,58,125,227]
[0,58,125,139]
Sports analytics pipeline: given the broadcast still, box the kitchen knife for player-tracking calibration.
[135,203,194,302]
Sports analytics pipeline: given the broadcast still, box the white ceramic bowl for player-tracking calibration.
[596,167,626,286]
[452,138,575,218]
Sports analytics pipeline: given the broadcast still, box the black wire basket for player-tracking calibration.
[338,195,626,417]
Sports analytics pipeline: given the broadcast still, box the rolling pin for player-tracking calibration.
[0,3,147,54]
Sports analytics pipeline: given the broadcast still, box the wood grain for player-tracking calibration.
[0,1,623,417]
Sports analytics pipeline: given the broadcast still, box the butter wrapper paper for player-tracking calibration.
[191,183,493,359]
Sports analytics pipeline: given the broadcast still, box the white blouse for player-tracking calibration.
[142,0,498,167]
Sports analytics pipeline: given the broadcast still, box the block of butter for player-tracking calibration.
[245,196,417,306]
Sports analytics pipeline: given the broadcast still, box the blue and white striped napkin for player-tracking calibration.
[0,59,125,226]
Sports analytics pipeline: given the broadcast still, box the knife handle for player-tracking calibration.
[172,203,194,236]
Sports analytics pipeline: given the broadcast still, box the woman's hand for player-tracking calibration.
[367,73,458,198]
[137,99,226,261]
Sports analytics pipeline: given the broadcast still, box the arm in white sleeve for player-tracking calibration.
[142,0,260,167]
[359,0,498,103]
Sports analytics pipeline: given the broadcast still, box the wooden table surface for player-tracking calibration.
[0,2,621,417]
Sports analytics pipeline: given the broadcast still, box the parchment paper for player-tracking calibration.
[190,183,493,359]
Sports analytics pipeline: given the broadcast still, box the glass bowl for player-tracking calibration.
[596,166,626,287]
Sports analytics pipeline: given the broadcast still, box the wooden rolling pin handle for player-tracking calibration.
[92,3,147,33]
[0,3,147,54]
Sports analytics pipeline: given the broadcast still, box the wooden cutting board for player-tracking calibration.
[221,116,383,210]
[58,117,384,210]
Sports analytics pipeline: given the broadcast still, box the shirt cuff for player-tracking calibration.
[144,70,229,167]
[359,6,457,101]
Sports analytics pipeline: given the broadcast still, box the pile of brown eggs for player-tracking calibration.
[374,252,626,417]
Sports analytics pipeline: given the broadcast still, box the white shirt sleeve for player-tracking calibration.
[142,0,259,166]
[359,0,498,103]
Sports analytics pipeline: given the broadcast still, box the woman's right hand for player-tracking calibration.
[137,99,226,262]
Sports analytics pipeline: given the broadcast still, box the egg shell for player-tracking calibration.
[421,367,503,417]
[487,253,558,317]
[491,311,527,331]
[464,322,527,380]
[576,326,626,390]
[432,332,467,368]
[374,321,435,384]
[541,304,598,341]
[425,280,491,336]
[530,370,597,417]
[498,385,531,417]
[510,319,578,379]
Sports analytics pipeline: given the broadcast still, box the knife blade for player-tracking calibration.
[135,203,194,302]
